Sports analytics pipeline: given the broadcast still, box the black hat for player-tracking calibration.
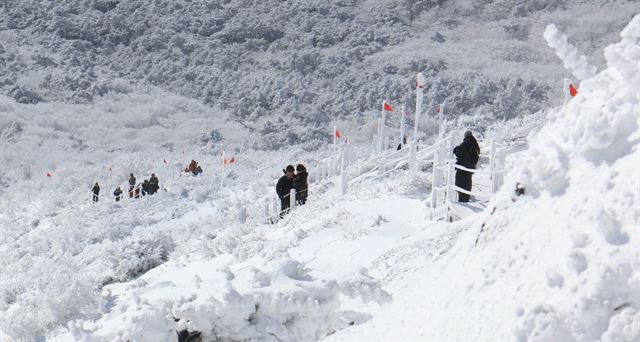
[296,164,306,172]
[285,165,295,172]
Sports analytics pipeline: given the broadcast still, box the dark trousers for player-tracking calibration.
[455,170,472,202]
[93,194,99,202]
[280,199,290,218]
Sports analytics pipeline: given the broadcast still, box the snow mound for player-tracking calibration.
[480,15,639,340]
[62,256,390,341]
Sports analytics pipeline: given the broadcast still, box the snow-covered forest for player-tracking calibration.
[0,0,638,341]
[2,0,637,149]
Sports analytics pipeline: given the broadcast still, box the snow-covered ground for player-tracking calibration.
[1,12,639,342]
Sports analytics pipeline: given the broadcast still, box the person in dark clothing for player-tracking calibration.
[149,173,159,194]
[128,173,136,198]
[92,182,100,203]
[276,165,296,218]
[453,130,481,202]
[293,164,308,205]
[114,186,123,202]
[194,165,203,175]
[141,179,150,196]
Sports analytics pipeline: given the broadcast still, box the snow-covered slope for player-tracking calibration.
[1,6,638,342]
[0,14,632,341]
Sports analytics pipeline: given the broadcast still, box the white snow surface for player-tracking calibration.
[0,14,638,342]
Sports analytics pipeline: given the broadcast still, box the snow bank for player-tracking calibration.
[502,16,640,339]
[61,255,390,341]
[328,14,639,341]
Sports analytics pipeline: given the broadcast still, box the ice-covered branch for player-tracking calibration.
[544,24,598,81]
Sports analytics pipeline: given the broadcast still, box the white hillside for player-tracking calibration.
[7,15,630,341]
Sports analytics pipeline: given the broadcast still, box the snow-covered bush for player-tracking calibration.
[1,0,635,149]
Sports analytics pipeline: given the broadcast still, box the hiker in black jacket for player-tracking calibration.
[92,182,100,203]
[276,165,296,218]
[114,186,123,202]
[293,164,308,205]
[149,173,159,194]
[128,173,136,198]
[453,130,480,202]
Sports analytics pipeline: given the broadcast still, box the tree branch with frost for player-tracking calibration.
[543,24,598,81]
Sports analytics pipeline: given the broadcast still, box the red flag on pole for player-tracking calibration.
[335,129,341,138]
[383,102,393,112]
[435,104,440,113]
[229,157,235,164]
[47,172,53,177]
[223,158,227,165]
[569,84,578,97]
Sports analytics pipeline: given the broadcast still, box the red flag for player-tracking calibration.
[383,102,393,112]
[435,104,440,113]
[335,129,341,138]
[223,158,227,165]
[47,172,53,177]
[229,157,235,164]
[569,84,578,97]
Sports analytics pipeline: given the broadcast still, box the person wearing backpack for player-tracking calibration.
[453,130,480,202]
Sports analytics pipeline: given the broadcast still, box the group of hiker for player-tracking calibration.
[276,164,308,218]
[90,159,209,203]
[91,172,160,203]
[91,132,479,212]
